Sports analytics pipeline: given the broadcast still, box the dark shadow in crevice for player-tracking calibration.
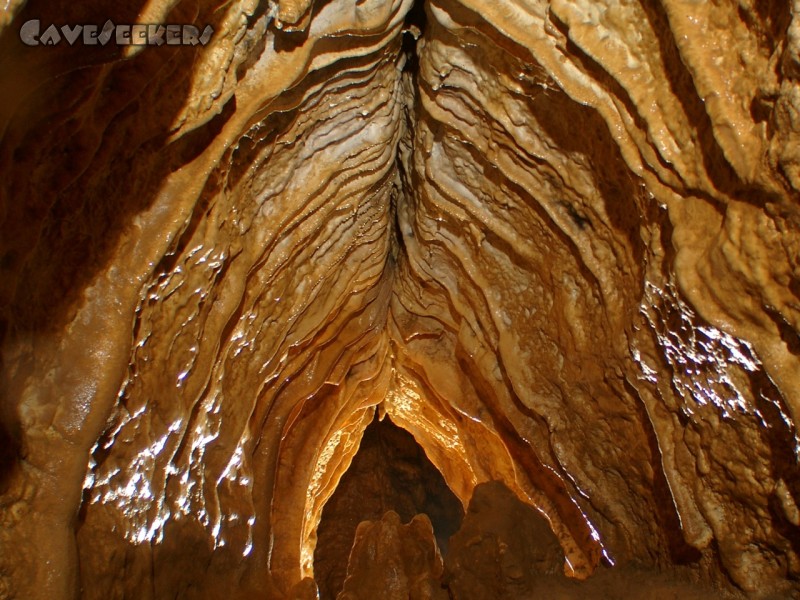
[623,377,703,566]
[313,412,464,600]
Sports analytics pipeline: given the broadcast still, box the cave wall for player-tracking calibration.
[1,0,799,598]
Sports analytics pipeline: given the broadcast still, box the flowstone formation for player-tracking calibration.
[1,0,799,598]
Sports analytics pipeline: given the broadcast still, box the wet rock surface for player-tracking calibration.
[0,0,799,598]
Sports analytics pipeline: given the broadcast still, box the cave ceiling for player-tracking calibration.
[1,0,800,598]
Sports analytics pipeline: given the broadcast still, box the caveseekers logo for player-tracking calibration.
[20,19,214,47]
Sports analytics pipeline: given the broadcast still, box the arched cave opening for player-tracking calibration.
[313,413,464,600]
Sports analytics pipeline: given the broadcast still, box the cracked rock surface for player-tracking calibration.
[1,0,800,598]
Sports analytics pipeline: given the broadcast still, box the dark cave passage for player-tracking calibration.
[313,414,464,600]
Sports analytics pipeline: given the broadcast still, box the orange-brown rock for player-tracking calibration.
[443,481,748,600]
[338,511,448,600]
[314,415,462,600]
[0,0,799,598]
[443,480,565,598]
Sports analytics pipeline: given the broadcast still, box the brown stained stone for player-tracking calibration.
[338,511,448,600]
[314,415,463,600]
[443,480,565,598]
[442,481,749,600]
[0,0,799,598]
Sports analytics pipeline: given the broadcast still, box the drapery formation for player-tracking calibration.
[1,0,799,598]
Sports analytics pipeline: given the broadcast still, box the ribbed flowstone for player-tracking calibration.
[0,0,799,598]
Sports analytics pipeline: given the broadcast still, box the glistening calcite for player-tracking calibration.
[0,0,798,598]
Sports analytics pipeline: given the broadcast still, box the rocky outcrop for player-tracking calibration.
[443,480,565,598]
[0,0,799,598]
[313,416,462,600]
[338,511,447,600]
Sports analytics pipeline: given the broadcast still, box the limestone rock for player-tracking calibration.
[338,511,448,600]
[0,0,799,598]
[314,415,462,600]
[444,480,565,599]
